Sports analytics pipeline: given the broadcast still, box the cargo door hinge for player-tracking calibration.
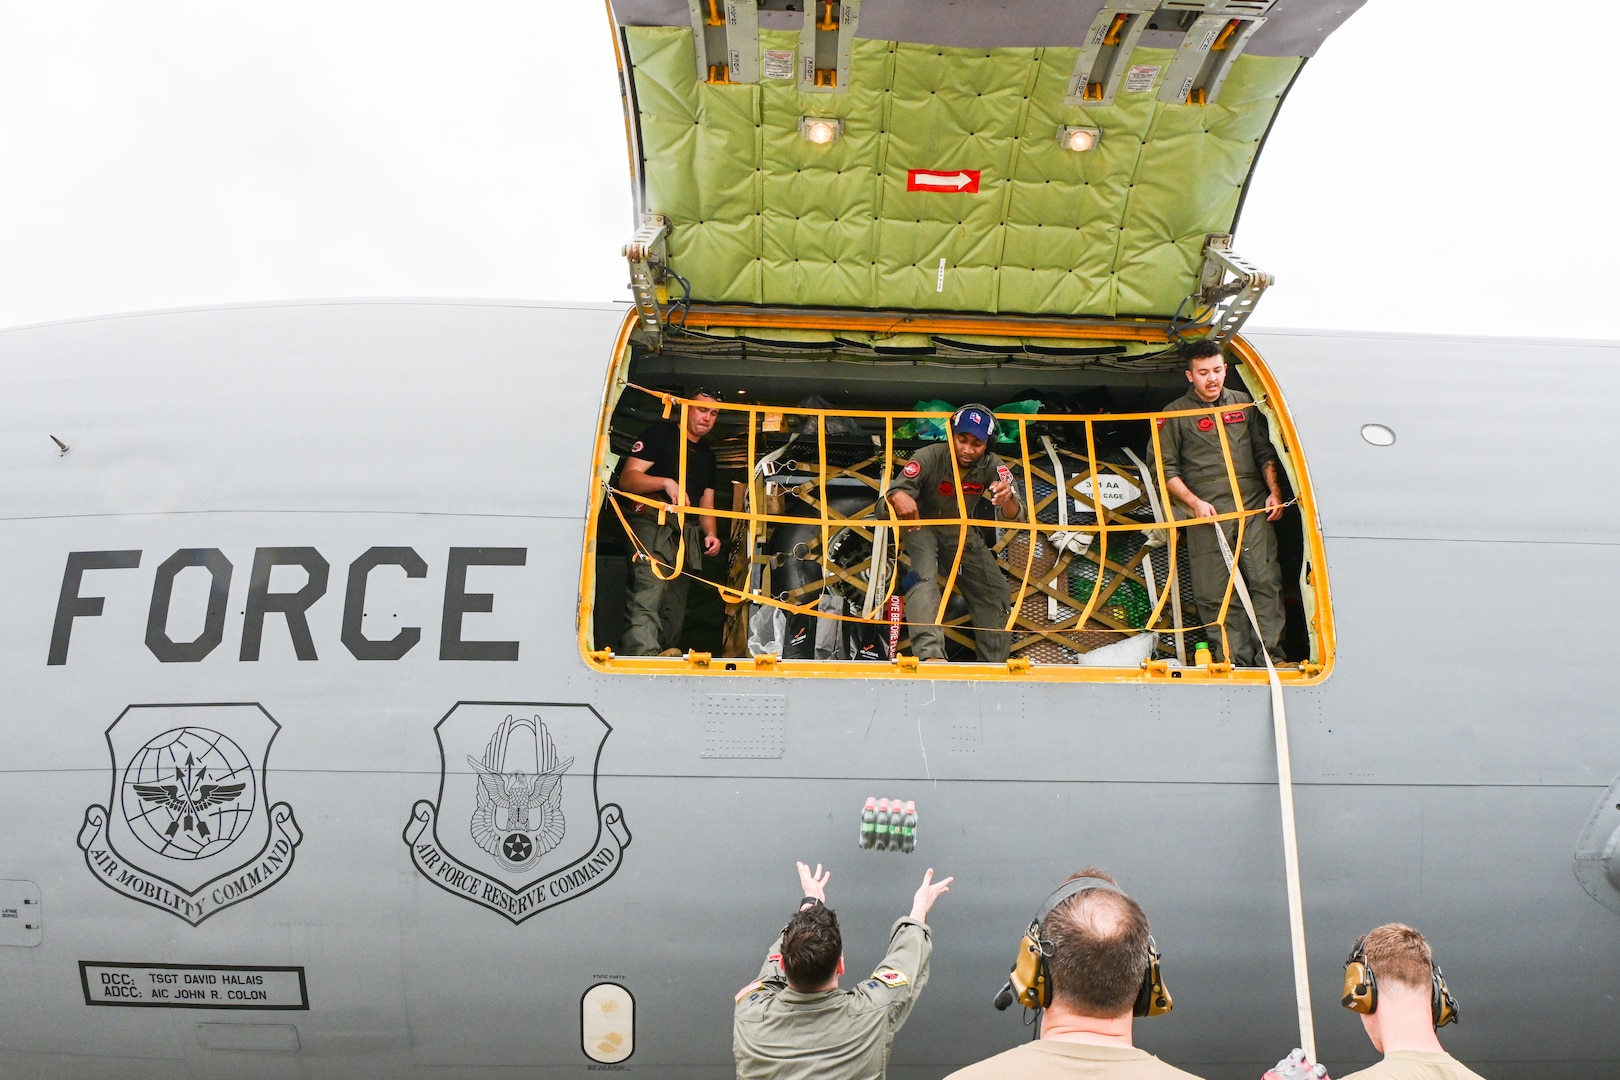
[690,0,760,84]
[1198,233,1272,346]
[623,214,670,351]
[1066,2,1157,107]
[798,2,860,93]
[1156,0,1275,106]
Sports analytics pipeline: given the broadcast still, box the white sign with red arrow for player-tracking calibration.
[906,169,981,193]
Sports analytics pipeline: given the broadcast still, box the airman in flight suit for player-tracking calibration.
[1147,341,1286,666]
[884,406,1023,663]
[734,861,951,1080]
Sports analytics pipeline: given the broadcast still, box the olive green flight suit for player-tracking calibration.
[733,917,932,1080]
[885,441,1024,663]
[1147,387,1285,666]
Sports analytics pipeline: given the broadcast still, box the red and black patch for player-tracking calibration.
[1155,417,1166,430]
[630,439,645,454]
[938,481,955,496]
[1197,417,1215,432]
[962,482,984,496]
[1222,410,1247,424]
[902,460,921,479]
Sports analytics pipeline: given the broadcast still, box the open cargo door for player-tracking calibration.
[608,0,1362,346]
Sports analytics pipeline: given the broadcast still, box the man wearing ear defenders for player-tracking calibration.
[949,869,1201,1079]
[734,860,952,1079]
[885,404,1023,663]
[1336,924,1482,1080]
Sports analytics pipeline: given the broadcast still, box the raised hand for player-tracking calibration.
[797,861,830,903]
[909,868,953,922]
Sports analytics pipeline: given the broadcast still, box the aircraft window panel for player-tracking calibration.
[581,335,1332,684]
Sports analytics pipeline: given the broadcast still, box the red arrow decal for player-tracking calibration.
[907,169,981,193]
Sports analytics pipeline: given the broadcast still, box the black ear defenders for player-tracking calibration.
[992,876,1172,1017]
[951,403,999,442]
[1341,936,1458,1028]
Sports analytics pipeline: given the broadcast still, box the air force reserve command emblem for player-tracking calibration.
[404,702,630,923]
[77,703,302,926]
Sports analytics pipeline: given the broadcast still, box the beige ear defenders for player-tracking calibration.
[994,876,1171,1017]
[1341,936,1458,1028]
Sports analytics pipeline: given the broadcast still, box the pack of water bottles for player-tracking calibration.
[858,797,917,853]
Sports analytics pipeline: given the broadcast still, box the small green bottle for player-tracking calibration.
[859,797,877,849]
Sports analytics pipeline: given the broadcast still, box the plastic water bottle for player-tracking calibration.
[1262,1049,1329,1080]
[1194,641,1211,667]
[889,797,904,852]
[875,798,891,851]
[901,800,917,853]
[859,797,877,849]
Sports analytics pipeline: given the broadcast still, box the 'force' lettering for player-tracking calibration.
[47,546,527,665]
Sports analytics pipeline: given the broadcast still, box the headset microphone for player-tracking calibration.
[992,981,1018,1012]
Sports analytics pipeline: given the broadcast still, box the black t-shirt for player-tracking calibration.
[616,421,717,510]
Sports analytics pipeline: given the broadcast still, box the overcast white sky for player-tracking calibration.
[1,2,1611,338]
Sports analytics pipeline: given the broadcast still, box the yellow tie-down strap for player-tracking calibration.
[592,389,1320,678]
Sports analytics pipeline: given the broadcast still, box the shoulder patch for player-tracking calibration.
[630,439,644,454]
[902,460,921,479]
[870,968,909,987]
[1155,417,1165,430]
[735,979,763,1002]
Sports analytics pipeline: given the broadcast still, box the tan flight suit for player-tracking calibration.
[1147,387,1285,667]
[1338,1050,1489,1080]
[733,917,932,1080]
[885,441,1024,663]
[943,1040,1207,1079]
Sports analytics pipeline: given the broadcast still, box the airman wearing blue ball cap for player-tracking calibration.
[884,404,1023,663]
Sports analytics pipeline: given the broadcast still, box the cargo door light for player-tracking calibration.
[1058,126,1102,152]
[799,117,844,144]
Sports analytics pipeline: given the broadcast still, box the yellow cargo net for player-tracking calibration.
[604,387,1295,665]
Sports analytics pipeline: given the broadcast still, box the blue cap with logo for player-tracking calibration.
[952,406,994,443]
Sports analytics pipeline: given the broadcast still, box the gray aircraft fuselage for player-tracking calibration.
[2,299,1616,1079]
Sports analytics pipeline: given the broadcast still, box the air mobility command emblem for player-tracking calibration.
[404,702,630,923]
[77,703,302,926]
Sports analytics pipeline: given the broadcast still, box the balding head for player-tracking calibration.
[1043,867,1152,1017]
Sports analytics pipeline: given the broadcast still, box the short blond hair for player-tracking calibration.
[1361,923,1434,991]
